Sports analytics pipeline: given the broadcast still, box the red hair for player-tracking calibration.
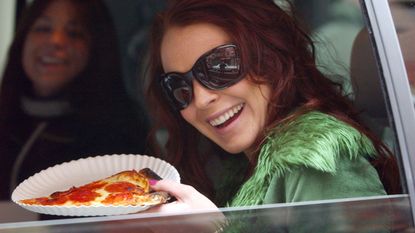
[145,0,401,198]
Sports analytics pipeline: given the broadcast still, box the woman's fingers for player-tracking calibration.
[150,179,194,201]
[144,180,227,233]
[149,179,218,210]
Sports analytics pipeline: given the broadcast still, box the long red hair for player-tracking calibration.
[145,0,401,199]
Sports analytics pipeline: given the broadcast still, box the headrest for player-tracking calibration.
[350,28,388,119]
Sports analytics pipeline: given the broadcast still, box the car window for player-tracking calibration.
[0,0,15,80]
[294,0,406,191]
[388,0,415,105]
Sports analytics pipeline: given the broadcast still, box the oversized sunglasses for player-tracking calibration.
[160,44,244,110]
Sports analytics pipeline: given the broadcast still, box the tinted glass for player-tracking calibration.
[388,0,415,104]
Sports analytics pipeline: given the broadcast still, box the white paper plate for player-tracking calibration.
[11,154,180,216]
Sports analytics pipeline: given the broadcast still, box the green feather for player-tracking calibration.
[230,111,376,206]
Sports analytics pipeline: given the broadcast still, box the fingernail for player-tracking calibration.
[149,179,158,185]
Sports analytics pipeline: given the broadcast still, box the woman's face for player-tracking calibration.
[161,23,271,154]
[22,0,90,97]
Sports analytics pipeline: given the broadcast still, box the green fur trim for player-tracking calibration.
[230,111,376,206]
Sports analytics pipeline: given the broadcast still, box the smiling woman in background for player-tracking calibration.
[0,0,149,200]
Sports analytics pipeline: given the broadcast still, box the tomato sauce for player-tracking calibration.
[21,196,68,205]
[104,181,137,193]
[102,192,134,204]
[68,189,101,203]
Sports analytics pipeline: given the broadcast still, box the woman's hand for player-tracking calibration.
[146,179,219,213]
[140,180,226,233]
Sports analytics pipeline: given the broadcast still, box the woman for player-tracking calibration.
[0,0,149,200]
[144,0,401,214]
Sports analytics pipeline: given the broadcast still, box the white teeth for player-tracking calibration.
[209,103,244,127]
[41,56,64,64]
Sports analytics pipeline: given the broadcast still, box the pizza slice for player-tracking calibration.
[19,168,170,207]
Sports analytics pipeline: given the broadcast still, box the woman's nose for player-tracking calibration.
[49,29,68,47]
[192,80,218,109]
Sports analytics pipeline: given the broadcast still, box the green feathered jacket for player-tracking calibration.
[230,111,386,207]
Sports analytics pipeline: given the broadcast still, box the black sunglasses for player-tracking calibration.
[160,44,244,110]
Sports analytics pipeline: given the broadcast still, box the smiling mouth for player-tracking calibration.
[39,56,66,66]
[209,103,244,128]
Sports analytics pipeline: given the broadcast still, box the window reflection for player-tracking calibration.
[294,0,406,194]
[389,0,415,101]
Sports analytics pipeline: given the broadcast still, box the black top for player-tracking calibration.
[0,95,149,200]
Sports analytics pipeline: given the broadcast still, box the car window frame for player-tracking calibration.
[362,0,415,223]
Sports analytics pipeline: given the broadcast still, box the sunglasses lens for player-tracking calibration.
[173,86,192,106]
[160,44,243,110]
[161,74,192,110]
[197,45,242,89]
